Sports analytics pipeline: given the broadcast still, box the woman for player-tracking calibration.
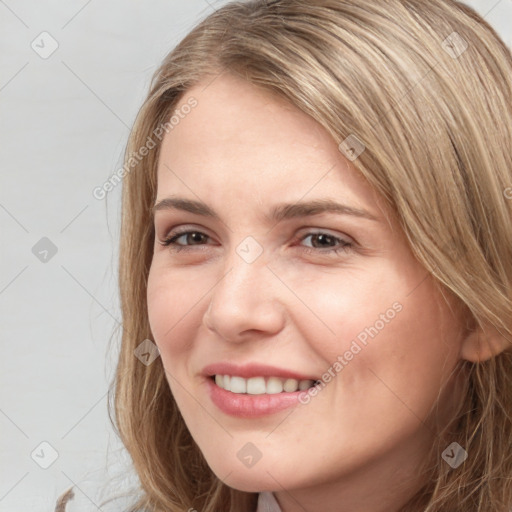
[57,0,512,510]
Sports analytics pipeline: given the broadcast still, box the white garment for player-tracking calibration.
[256,491,282,512]
[58,486,282,512]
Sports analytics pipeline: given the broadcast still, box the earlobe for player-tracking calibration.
[460,322,512,363]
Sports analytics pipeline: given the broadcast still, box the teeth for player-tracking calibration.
[230,376,247,393]
[299,379,312,391]
[247,376,266,394]
[213,375,316,394]
[283,378,298,392]
[266,377,283,394]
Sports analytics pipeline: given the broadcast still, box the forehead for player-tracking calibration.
[155,72,385,220]
[166,73,331,163]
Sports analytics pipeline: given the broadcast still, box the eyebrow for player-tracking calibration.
[152,197,379,223]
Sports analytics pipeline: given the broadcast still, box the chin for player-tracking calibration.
[221,471,280,493]
[214,457,317,495]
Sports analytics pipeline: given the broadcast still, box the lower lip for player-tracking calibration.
[205,377,304,418]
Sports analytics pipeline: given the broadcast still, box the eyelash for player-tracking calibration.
[158,229,354,256]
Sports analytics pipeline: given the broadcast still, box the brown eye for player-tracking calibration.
[160,230,211,251]
[298,232,354,256]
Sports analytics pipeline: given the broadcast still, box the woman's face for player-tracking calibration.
[147,72,467,506]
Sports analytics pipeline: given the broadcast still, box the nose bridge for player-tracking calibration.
[212,243,272,312]
[204,240,285,340]
[216,235,270,301]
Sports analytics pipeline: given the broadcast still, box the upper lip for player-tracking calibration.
[202,362,318,381]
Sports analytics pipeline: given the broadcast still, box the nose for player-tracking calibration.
[203,250,286,343]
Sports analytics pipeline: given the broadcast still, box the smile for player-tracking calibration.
[213,374,319,394]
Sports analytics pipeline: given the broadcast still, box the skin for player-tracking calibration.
[146,71,475,512]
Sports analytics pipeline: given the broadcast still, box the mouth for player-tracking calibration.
[210,374,321,395]
[203,363,322,417]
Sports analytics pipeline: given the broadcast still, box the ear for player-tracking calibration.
[460,322,512,363]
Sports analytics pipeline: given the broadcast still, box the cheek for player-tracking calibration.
[146,262,203,357]
[289,263,461,406]
[146,266,206,416]
[278,262,404,361]
[339,279,463,420]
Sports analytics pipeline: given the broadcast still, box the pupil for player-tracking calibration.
[315,234,332,247]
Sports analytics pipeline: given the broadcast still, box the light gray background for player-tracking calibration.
[1,1,511,511]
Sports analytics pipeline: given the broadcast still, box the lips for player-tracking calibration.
[201,362,320,417]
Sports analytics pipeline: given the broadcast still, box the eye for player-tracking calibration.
[158,228,354,256]
[159,229,211,252]
[297,232,354,256]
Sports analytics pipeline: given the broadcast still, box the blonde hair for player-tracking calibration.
[56,0,512,510]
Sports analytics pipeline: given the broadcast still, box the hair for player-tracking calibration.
[55,0,512,510]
